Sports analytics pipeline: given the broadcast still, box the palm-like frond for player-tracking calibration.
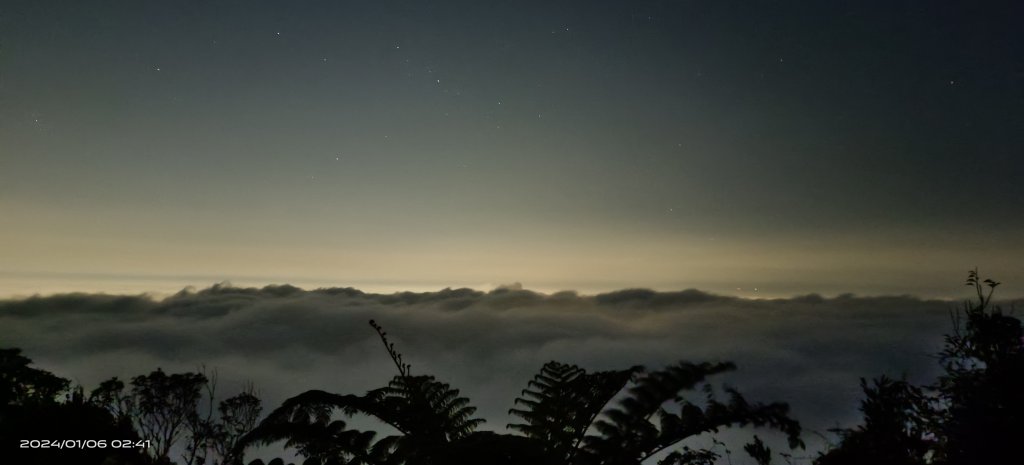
[508,361,638,462]
[362,374,485,444]
[239,378,483,464]
[579,361,802,465]
[236,390,388,464]
[238,321,484,465]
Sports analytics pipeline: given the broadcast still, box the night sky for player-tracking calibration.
[3,3,1024,463]
[2,0,1023,297]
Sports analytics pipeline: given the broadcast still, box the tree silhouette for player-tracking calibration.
[241,321,802,465]
[90,370,260,465]
[237,321,484,465]
[522,361,803,465]
[91,370,209,464]
[1,349,148,465]
[0,348,68,406]
[212,389,263,465]
[815,377,932,465]
[818,269,1023,465]
[934,270,1022,465]
[508,361,638,463]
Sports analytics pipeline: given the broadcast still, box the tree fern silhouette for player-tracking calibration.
[508,361,638,463]
[238,321,483,465]
[582,361,802,465]
[366,375,483,442]
[240,396,391,465]
[511,361,802,465]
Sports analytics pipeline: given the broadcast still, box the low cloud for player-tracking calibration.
[3,284,1007,452]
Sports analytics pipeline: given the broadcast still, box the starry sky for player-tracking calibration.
[2,0,1023,298]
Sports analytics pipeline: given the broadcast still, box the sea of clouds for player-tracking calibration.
[4,283,1010,458]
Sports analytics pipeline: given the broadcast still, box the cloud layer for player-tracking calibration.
[3,284,1002,455]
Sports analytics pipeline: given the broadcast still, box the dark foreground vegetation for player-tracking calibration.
[1,271,1020,465]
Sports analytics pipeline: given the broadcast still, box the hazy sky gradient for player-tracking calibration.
[2,0,1022,297]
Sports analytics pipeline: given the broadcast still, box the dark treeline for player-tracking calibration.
[1,271,1020,465]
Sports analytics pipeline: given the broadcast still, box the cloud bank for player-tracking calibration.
[3,284,1004,454]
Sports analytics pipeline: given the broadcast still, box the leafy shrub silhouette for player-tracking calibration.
[815,376,933,465]
[818,269,1024,465]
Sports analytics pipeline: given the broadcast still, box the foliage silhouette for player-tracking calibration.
[0,348,69,406]
[934,270,1022,465]
[818,269,1024,465]
[240,322,802,465]
[1,350,149,465]
[508,361,638,463]
[237,321,484,465]
[91,369,263,465]
[213,390,263,465]
[573,361,802,465]
[815,377,933,465]
[92,370,209,463]
[507,360,802,465]
[743,436,772,465]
